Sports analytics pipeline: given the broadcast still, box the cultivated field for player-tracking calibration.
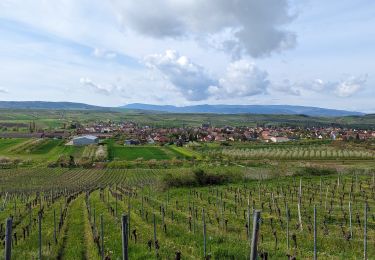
[0,138,84,167]
[0,168,373,259]
[213,147,375,161]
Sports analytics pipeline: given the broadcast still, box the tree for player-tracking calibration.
[69,155,76,168]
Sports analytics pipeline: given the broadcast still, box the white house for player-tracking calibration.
[72,135,99,146]
[270,136,289,143]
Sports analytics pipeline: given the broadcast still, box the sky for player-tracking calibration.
[0,0,374,113]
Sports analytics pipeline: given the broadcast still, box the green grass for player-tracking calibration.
[0,138,84,167]
[167,145,202,159]
[60,195,95,259]
[112,146,171,161]
[31,139,62,154]
[0,138,27,153]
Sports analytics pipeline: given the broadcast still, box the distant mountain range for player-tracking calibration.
[0,101,106,110]
[0,101,365,117]
[122,103,364,117]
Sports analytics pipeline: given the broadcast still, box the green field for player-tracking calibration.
[112,146,171,160]
[0,138,84,167]
[0,138,26,153]
[31,139,62,154]
[0,167,373,259]
[1,108,375,129]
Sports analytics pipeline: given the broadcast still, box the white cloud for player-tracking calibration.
[216,60,269,97]
[92,48,117,59]
[334,75,367,97]
[276,75,367,98]
[111,0,296,57]
[144,51,270,100]
[271,79,301,96]
[0,88,8,94]
[144,50,217,101]
[79,77,112,96]
[308,79,326,92]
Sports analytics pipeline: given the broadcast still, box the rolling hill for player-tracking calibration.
[0,101,109,110]
[121,103,364,117]
[0,101,365,117]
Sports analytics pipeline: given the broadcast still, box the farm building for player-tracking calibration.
[270,136,290,143]
[72,135,99,146]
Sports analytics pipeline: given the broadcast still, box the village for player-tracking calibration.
[1,120,374,146]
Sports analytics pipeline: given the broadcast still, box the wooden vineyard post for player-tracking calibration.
[286,203,289,250]
[250,210,261,260]
[364,203,367,260]
[153,213,158,257]
[314,205,317,260]
[5,218,12,260]
[297,202,303,231]
[53,209,57,244]
[122,215,128,260]
[38,212,42,260]
[202,208,207,258]
[101,214,104,260]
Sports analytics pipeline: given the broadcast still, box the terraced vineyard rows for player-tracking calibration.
[212,147,375,160]
[0,168,373,259]
[0,168,162,193]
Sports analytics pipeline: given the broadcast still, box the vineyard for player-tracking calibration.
[0,168,374,259]
[210,147,375,161]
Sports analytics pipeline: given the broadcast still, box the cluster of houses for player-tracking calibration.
[1,122,374,146]
[69,122,375,146]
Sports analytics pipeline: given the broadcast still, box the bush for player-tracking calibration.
[295,166,337,176]
[163,168,240,188]
[162,173,197,188]
[193,168,231,185]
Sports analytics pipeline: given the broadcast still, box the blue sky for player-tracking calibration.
[0,0,374,112]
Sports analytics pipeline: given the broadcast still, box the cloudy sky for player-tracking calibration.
[0,0,374,112]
